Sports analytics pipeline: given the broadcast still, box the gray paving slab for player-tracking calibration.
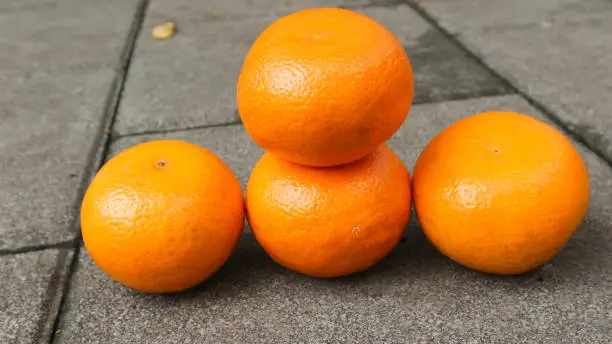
[114,2,509,135]
[0,0,139,74]
[56,95,612,343]
[365,5,510,105]
[415,0,612,31]
[0,0,141,250]
[141,0,373,20]
[0,249,73,344]
[417,0,612,163]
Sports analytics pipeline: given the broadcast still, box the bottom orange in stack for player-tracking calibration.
[245,145,412,278]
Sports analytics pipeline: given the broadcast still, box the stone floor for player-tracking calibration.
[1,0,611,343]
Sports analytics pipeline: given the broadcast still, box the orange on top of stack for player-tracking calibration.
[237,7,414,168]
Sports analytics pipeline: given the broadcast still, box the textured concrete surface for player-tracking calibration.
[138,0,372,20]
[0,249,72,344]
[55,96,612,343]
[0,0,140,251]
[362,5,510,104]
[2,1,612,343]
[0,0,138,74]
[114,11,265,135]
[114,2,509,135]
[416,0,612,31]
[417,0,612,163]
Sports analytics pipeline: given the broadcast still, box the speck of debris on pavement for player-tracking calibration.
[152,22,176,39]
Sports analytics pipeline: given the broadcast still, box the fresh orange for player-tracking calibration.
[80,140,244,293]
[412,112,590,275]
[246,145,412,277]
[237,8,414,167]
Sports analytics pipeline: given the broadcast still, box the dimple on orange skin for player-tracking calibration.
[237,7,414,167]
[412,111,590,275]
[246,145,412,278]
[81,140,245,293]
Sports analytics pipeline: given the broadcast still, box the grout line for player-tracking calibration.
[341,0,406,10]
[42,1,151,343]
[112,119,243,142]
[37,244,78,344]
[111,89,517,143]
[412,88,516,107]
[0,241,76,257]
[404,0,612,169]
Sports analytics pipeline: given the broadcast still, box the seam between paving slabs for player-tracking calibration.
[342,0,407,9]
[112,119,244,142]
[0,240,76,257]
[35,1,152,343]
[113,89,518,141]
[404,0,612,170]
[411,87,515,107]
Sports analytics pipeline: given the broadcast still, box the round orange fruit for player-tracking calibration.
[81,140,244,293]
[246,145,412,278]
[237,8,414,167]
[412,111,590,275]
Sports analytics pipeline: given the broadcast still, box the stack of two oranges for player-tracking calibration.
[239,8,415,279]
[81,8,590,294]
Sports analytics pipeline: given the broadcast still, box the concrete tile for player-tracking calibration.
[359,5,510,104]
[0,0,139,74]
[419,1,612,163]
[0,249,73,344]
[115,3,509,135]
[418,0,612,32]
[143,0,372,21]
[0,0,140,250]
[0,1,61,13]
[56,95,612,343]
[113,14,263,135]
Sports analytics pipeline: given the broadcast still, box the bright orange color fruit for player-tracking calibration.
[81,140,244,293]
[413,112,590,275]
[237,8,414,167]
[246,145,412,278]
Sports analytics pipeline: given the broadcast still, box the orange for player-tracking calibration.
[412,112,590,275]
[246,145,412,277]
[80,140,244,293]
[237,8,414,167]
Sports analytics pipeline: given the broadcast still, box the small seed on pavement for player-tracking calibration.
[152,22,176,39]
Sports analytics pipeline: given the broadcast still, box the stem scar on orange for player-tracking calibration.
[246,145,412,278]
[80,140,245,293]
[237,7,414,167]
[412,112,590,275]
